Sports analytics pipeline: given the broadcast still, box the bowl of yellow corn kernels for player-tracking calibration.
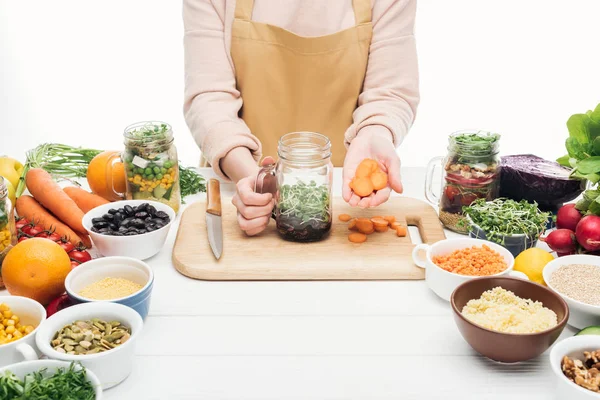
[0,296,46,367]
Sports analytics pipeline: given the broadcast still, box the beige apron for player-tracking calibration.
[208,0,373,168]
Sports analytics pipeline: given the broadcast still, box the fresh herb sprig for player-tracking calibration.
[0,362,96,400]
[279,180,330,225]
[461,198,549,243]
[179,165,206,200]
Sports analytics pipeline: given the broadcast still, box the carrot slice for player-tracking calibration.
[356,218,374,234]
[371,171,388,191]
[338,214,352,222]
[348,218,358,231]
[371,218,389,228]
[396,226,407,237]
[383,216,396,225]
[391,221,402,229]
[350,177,374,197]
[374,225,389,233]
[348,233,367,243]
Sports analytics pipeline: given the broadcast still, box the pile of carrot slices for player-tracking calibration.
[339,214,407,243]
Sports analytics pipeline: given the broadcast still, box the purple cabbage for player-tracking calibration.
[500,154,585,210]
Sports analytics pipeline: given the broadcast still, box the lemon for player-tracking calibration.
[513,248,555,285]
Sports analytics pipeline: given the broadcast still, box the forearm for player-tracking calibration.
[220,147,260,183]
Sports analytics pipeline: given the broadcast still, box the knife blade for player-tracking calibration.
[206,178,223,260]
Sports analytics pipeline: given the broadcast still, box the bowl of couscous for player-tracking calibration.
[451,276,569,363]
[65,257,153,320]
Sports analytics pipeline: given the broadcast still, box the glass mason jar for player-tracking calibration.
[0,177,17,288]
[256,132,333,242]
[425,130,501,233]
[122,121,181,213]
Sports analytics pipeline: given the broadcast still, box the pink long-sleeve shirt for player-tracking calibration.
[183,0,419,179]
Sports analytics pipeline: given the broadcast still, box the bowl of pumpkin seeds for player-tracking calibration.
[35,302,143,390]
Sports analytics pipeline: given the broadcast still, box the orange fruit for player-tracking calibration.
[87,151,126,201]
[2,238,72,305]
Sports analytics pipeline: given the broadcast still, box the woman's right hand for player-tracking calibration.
[231,157,275,236]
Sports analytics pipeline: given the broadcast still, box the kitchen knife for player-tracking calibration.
[206,178,223,260]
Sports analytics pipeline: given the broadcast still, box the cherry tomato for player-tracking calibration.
[15,219,29,230]
[58,241,75,253]
[28,226,45,237]
[18,236,29,243]
[35,232,49,239]
[46,294,76,318]
[444,186,460,202]
[461,193,479,206]
[20,224,33,235]
[47,232,62,242]
[70,249,92,264]
[70,260,81,269]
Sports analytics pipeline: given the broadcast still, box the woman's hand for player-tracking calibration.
[231,156,275,236]
[342,129,403,208]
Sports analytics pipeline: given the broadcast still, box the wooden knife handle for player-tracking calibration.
[206,179,222,216]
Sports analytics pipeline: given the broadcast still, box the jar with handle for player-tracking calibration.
[424,130,501,233]
[106,121,182,213]
[256,132,333,242]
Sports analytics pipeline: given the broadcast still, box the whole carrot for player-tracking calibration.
[25,168,86,233]
[16,195,91,248]
[63,186,109,213]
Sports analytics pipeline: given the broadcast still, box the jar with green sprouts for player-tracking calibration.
[123,121,181,213]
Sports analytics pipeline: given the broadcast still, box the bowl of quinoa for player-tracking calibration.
[451,276,569,363]
[65,256,153,320]
[543,254,600,330]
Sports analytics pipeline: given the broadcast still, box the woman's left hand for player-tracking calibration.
[342,129,403,208]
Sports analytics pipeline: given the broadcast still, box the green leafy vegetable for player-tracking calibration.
[0,362,96,400]
[451,131,500,165]
[16,144,103,197]
[179,165,207,200]
[279,180,330,225]
[461,198,549,244]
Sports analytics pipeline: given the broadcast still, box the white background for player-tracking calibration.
[1,0,600,167]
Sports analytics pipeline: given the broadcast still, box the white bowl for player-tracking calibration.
[65,256,154,320]
[550,335,600,399]
[412,237,527,301]
[0,360,103,399]
[0,296,46,367]
[543,254,600,329]
[82,200,175,260]
[34,302,143,389]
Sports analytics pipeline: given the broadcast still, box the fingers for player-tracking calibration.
[232,196,274,219]
[387,155,403,194]
[237,177,273,206]
[238,213,271,236]
[261,156,275,166]
[369,187,391,207]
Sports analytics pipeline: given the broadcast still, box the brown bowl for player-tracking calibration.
[450,277,569,363]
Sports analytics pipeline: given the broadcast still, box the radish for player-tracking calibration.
[575,215,600,251]
[557,203,583,232]
[543,229,578,253]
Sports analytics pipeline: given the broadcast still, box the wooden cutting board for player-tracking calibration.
[172,197,445,280]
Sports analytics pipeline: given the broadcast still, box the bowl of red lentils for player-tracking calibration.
[0,296,46,367]
[64,257,153,320]
[543,254,600,330]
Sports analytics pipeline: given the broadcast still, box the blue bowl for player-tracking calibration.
[64,256,154,320]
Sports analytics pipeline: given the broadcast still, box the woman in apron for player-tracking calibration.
[183,0,419,235]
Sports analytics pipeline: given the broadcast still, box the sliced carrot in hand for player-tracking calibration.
[338,214,352,222]
[350,177,374,197]
[348,232,368,243]
[371,171,388,191]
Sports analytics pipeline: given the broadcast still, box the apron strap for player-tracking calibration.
[352,0,372,25]
[234,0,254,21]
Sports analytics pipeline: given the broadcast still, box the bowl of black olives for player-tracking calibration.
[82,200,176,259]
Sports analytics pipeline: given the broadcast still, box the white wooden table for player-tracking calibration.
[1,167,575,399]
